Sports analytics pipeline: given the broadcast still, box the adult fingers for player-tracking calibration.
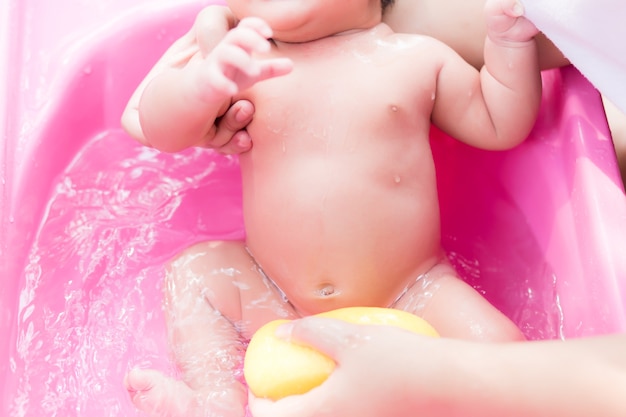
[207,100,254,153]
[275,317,371,361]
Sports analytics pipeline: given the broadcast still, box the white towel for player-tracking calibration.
[523,0,626,113]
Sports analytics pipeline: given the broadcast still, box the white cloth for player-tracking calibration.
[523,0,626,113]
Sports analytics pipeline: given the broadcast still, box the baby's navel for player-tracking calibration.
[315,284,337,297]
[390,105,399,113]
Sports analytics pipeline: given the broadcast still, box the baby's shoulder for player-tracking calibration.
[386,32,450,51]
[380,29,457,61]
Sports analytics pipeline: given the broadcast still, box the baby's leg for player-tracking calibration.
[125,240,299,417]
[393,263,524,342]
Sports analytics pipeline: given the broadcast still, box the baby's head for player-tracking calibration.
[228,0,394,43]
[382,0,395,13]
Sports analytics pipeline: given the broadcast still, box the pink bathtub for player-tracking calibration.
[2,0,626,415]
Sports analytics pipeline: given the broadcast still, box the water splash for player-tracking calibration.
[7,130,244,416]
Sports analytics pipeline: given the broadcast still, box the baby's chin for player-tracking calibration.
[233,3,329,42]
[270,23,343,44]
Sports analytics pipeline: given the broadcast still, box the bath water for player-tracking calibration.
[5,129,563,416]
[7,129,244,416]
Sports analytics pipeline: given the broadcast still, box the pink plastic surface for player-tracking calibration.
[2,0,626,415]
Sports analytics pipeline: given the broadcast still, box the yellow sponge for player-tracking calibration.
[244,306,438,400]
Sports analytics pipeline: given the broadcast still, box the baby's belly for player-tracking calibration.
[241,156,442,316]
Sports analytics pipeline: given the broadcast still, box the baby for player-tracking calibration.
[122,0,541,415]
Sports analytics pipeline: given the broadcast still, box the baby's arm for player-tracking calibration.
[432,0,541,150]
[134,17,292,153]
[122,6,255,153]
[383,0,568,70]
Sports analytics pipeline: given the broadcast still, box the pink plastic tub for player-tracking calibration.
[2,0,626,415]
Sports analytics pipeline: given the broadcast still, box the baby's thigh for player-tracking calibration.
[393,263,524,342]
[166,240,299,340]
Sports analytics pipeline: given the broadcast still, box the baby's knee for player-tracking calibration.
[164,241,246,309]
[168,240,249,281]
[396,265,524,342]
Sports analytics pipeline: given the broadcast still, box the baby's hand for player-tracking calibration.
[485,0,539,45]
[201,17,293,99]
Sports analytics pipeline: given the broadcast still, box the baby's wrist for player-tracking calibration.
[485,31,538,50]
[188,66,233,105]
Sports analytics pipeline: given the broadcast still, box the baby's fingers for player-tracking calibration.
[232,18,293,81]
[235,17,273,40]
[255,58,293,83]
[485,0,538,43]
[208,41,268,95]
[209,18,292,94]
[224,17,273,55]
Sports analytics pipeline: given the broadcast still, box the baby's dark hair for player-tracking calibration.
[382,0,395,12]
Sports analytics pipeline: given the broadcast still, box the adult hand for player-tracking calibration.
[247,317,452,417]
[248,317,626,417]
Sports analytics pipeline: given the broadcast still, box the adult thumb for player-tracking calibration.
[275,317,367,360]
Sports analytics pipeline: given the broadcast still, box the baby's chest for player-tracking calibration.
[255,62,386,104]
[248,63,429,134]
